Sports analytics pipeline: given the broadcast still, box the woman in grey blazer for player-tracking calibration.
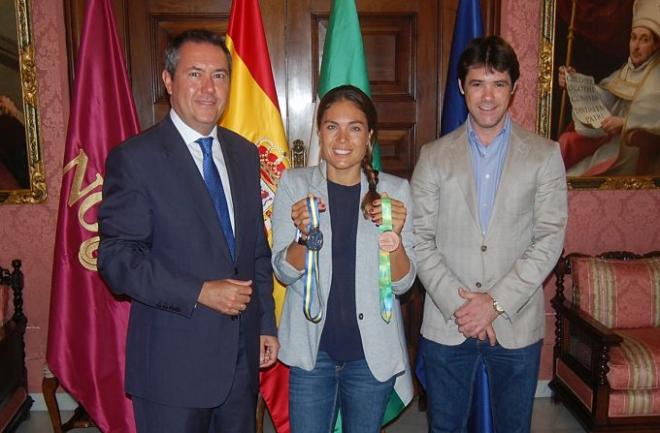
[271,85,417,433]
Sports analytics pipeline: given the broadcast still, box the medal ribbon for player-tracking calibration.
[379,197,394,323]
[303,196,322,323]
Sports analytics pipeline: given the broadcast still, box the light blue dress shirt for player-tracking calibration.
[467,114,511,235]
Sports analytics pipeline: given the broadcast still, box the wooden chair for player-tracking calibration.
[42,366,96,433]
[0,259,33,432]
[550,251,660,432]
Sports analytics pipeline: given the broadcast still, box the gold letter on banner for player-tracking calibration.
[62,149,105,271]
[63,150,103,207]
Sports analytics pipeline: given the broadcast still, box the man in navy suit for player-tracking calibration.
[98,29,279,433]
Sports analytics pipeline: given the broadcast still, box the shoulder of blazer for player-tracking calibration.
[509,121,558,156]
[217,126,258,157]
[378,171,409,192]
[110,115,181,158]
[279,166,320,191]
[420,122,468,155]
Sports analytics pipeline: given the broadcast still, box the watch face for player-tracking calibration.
[306,228,324,251]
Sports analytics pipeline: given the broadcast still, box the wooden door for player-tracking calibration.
[287,0,438,178]
[65,0,498,177]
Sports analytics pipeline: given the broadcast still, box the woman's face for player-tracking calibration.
[319,99,372,184]
[629,26,659,67]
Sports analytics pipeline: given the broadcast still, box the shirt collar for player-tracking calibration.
[466,114,511,157]
[169,109,218,144]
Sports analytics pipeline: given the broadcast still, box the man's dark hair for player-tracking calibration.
[164,29,231,77]
[457,36,520,86]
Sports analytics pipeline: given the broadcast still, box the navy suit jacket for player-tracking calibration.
[98,115,276,408]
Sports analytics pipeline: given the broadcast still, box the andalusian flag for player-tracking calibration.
[221,0,290,431]
[307,0,381,171]
[312,0,411,430]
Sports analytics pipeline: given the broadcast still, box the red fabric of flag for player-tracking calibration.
[46,0,140,431]
[223,0,290,431]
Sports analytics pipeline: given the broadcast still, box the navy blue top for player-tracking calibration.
[318,180,365,361]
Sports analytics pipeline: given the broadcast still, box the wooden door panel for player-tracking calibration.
[126,0,232,127]
[65,0,499,158]
[289,0,438,178]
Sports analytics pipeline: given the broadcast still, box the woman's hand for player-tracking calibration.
[290,194,326,235]
[367,193,407,234]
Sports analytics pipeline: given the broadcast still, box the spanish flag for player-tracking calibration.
[220,0,290,431]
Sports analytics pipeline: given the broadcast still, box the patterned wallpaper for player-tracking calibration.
[0,0,69,391]
[0,0,658,392]
[502,0,660,380]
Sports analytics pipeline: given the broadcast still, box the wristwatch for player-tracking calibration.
[492,298,505,315]
[297,227,323,251]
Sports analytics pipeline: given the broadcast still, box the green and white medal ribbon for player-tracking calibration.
[303,196,323,323]
[378,197,399,323]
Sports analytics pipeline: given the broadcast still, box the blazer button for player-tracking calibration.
[475,282,482,288]
[481,245,487,252]
[358,313,364,320]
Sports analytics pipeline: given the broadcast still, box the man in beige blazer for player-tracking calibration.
[411,36,567,433]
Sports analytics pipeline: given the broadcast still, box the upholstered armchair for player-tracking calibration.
[550,251,660,432]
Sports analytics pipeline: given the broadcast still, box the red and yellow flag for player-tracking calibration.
[220,0,290,431]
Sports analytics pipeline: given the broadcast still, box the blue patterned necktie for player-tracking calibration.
[196,137,236,260]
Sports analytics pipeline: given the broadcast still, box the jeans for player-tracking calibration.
[289,351,394,433]
[422,337,542,433]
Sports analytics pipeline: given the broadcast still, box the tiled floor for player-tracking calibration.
[17,397,585,432]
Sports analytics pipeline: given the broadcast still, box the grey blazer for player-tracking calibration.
[411,121,568,349]
[271,163,417,382]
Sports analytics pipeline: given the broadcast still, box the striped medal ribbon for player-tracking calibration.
[303,196,323,323]
[378,197,399,323]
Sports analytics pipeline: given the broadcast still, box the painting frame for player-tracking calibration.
[536,0,660,190]
[0,0,46,203]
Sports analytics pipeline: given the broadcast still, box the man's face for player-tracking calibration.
[629,26,659,67]
[459,66,515,144]
[162,41,230,136]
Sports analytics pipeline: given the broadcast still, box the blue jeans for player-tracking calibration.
[289,351,394,433]
[422,337,542,433]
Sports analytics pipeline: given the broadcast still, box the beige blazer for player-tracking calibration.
[411,121,567,349]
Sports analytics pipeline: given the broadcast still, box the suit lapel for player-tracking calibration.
[449,126,480,231]
[159,118,235,263]
[218,128,245,262]
[488,123,530,234]
[308,164,333,296]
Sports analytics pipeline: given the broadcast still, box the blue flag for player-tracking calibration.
[440,0,484,135]
[416,1,494,432]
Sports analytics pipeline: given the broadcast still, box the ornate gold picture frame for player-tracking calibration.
[536,0,659,190]
[0,0,46,203]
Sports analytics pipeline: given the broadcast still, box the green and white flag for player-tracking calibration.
[310,1,411,430]
[307,0,381,170]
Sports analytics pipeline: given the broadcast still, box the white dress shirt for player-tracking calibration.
[169,109,235,232]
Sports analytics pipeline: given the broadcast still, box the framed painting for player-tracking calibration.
[0,0,46,203]
[537,0,660,189]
